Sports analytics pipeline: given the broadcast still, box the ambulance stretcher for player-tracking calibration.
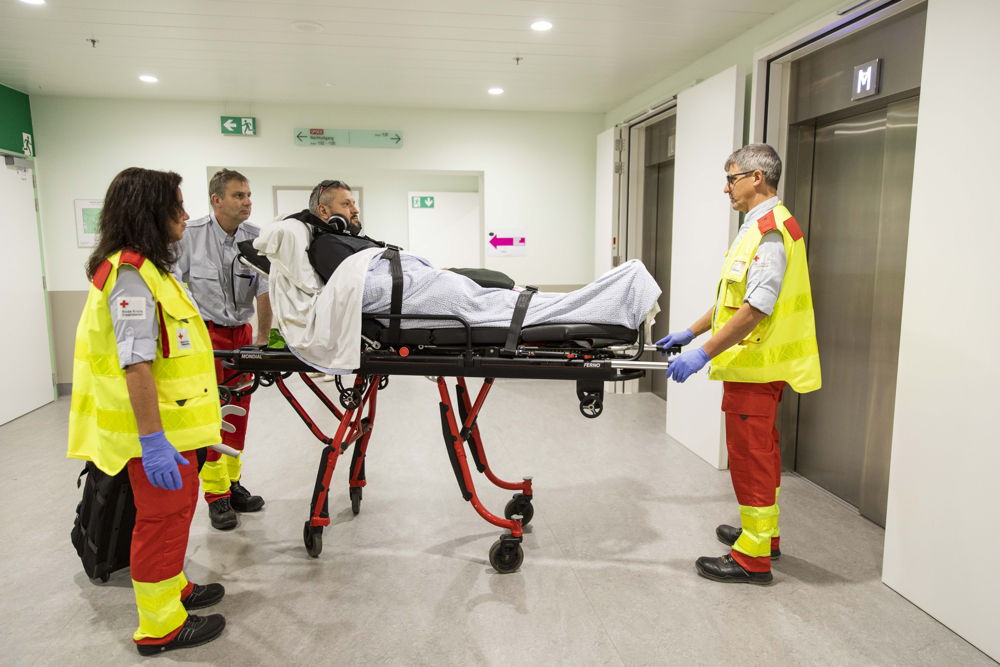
[215,247,672,573]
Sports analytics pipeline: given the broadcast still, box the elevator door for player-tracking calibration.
[789,97,918,525]
[638,115,675,399]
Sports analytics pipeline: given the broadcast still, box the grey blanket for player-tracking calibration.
[362,254,660,331]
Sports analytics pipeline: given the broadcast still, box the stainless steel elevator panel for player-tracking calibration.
[637,114,676,399]
[789,98,917,524]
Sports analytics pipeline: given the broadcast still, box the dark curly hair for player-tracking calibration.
[85,167,184,279]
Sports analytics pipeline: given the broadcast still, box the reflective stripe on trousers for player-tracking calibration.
[722,380,785,573]
[127,449,199,641]
[201,322,252,499]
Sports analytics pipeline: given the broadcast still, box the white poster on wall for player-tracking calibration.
[485,229,527,257]
[74,198,102,247]
[407,192,481,267]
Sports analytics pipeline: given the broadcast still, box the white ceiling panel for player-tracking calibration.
[0,0,802,112]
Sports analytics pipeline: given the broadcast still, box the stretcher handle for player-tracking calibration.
[364,312,475,352]
[209,443,241,457]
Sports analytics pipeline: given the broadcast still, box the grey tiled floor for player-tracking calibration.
[0,376,993,665]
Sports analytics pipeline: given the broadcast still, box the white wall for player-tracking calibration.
[594,127,615,279]
[226,166,479,245]
[882,0,1000,660]
[665,67,743,469]
[29,97,603,290]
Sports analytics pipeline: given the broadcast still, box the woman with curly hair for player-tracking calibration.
[68,167,226,655]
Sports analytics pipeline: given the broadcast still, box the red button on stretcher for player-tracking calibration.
[399,347,410,357]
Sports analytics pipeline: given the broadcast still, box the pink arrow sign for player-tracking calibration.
[489,235,526,248]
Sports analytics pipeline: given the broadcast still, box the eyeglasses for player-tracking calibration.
[725,170,755,186]
[316,179,347,199]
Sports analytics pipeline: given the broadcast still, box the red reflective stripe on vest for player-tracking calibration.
[157,302,170,357]
[756,211,778,235]
[784,215,803,241]
[119,250,146,269]
[91,259,113,290]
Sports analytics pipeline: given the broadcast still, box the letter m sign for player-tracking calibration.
[852,58,881,101]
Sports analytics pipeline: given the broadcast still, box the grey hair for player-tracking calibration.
[208,168,248,200]
[308,179,352,214]
[725,144,782,189]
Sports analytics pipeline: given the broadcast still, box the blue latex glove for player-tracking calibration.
[138,431,189,491]
[655,328,696,352]
[666,347,710,383]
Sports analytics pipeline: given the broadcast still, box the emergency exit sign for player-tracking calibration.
[411,195,435,209]
[220,116,257,136]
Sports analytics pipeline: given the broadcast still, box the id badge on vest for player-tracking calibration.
[175,327,193,351]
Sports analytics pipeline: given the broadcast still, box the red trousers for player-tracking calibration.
[722,380,786,572]
[203,322,253,502]
[127,449,199,583]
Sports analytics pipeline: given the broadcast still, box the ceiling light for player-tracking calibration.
[139,74,158,83]
[488,87,504,95]
[19,0,46,5]
[530,20,552,31]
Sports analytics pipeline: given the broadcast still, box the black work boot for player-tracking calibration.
[136,614,226,656]
[208,496,238,530]
[182,583,225,610]
[716,524,781,559]
[229,481,265,513]
[695,554,773,585]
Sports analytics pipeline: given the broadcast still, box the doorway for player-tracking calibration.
[616,109,677,398]
[774,3,925,526]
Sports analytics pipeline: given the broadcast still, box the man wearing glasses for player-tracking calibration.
[175,169,272,530]
[656,144,821,584]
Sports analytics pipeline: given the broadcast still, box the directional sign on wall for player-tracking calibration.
[294,128,403,149]
[486,229,527,258]
[411,195,435,208]
[221,116,257,136]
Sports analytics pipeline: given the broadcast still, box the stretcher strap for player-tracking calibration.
[503,286,538,354]
[382,246,403,348]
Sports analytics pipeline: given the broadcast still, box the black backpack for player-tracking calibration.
[70,462,135,582]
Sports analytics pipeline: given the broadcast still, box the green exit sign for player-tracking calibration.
[220,116,257,136]
[411,195,435,209]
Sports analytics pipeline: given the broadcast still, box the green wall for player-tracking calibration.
[0,83,34,155]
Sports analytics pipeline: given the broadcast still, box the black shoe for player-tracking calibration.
[182,583,225,610]
[716,524,781,559]
[229,481,264,513]
[208,497,238,530]
[136,614,226,655]
[695,554,773,585]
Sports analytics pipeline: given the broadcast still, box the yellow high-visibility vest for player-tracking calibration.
[68,250,221,475]
[709,203,822,393]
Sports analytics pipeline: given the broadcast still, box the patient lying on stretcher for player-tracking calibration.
[253,211,661,373]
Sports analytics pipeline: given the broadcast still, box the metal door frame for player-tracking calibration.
[749,0,925,524]
[750,0,925,158]
[612,99,677,269]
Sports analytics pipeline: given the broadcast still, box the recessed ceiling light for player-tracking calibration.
[19,0,46,5]
[139,74,158,83]
[530,20,552,31]
[488,87,504,95]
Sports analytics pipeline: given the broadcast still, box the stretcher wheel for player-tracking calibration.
[489,539,524,574]
[579,398,603,419]
[339,388,362,410]
[303,521,323,558]
[378,376,389,390]
[503,494,534,526]
[350,487,362,515]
